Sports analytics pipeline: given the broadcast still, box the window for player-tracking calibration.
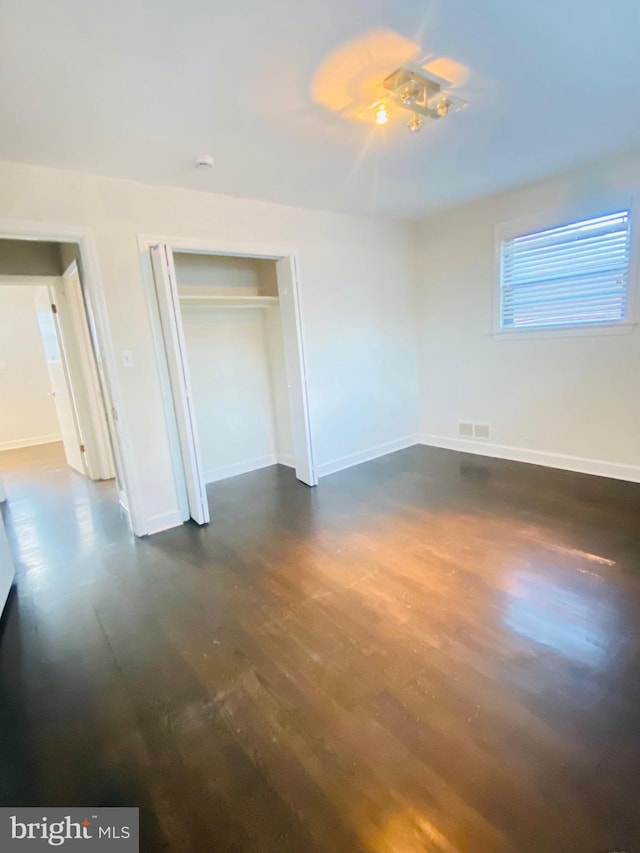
[499,210,632,331]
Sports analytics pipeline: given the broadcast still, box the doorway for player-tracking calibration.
[0,233,131,533]
[143,238,316,526]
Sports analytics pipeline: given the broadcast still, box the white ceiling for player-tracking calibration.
[1,0,640,219]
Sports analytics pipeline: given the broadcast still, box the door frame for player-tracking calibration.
[138,232,317,524]
[0,219,143,536]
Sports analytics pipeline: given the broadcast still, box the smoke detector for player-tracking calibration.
[195,154,214,169]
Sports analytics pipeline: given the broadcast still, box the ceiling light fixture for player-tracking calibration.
[375,103,389,125]
[401,84,419,107]
[435,97,450,118]
[380,66,466,134]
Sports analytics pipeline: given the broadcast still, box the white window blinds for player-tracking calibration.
[500,210,631,330]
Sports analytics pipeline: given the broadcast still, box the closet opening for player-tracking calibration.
[146,240,316,526]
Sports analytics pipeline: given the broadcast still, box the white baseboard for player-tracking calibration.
[420,434,640,484]
[317,434,419,478]
[144,508,184,536]
[0,433,62,452]
[204,453,278,484]
[277,452,296,469]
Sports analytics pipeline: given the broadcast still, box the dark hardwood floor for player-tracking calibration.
[1,441,640,852]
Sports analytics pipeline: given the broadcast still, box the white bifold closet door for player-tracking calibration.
[150,244,210,525]
[274,256,316,487]
[150,243,316,527]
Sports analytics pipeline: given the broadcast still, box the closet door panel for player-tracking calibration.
[150,244,210,524]
[275,257,317,486]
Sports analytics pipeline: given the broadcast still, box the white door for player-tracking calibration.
[57,263,116,480]
[275,257,317,486]
[150,244,210,525]
[34,287,86,475]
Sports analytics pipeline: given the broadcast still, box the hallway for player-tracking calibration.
[1,443,640,852]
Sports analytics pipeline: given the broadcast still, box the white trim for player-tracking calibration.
[204,454,278,483]
[138,233,297,261]
[72,231,144,532]
[118,490,129,513]
[317,434,418,478]
[420,434,640,483]
[144,509,184,536]
[0,434,62,451]
[491,321,637,341]
[0,219,143,535]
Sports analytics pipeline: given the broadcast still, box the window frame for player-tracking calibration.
[493,195,639,339]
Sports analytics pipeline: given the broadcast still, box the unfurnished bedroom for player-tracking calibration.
[0,1,639,851]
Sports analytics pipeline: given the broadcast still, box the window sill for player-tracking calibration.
[491,322,637,341]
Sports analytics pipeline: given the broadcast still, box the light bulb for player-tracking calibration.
[436,99,450,118]
[375,104,389,125]
[407,115,423,134]
[402,88,416,107]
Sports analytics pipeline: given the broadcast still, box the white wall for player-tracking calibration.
[174,252,277,296]
[180,305,285,482]
[415,149,640,481]
[0,160,418,533]
[0,285,61,450]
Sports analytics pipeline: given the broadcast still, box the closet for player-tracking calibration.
[149,243,315,526]
[174,252,293,484]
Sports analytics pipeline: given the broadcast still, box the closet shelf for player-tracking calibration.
[178,295,280,309]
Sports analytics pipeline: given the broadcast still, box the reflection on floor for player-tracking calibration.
[0,442,120,577]
[1,443,640,852]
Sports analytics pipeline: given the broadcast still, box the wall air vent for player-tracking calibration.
[458,421,490,439]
